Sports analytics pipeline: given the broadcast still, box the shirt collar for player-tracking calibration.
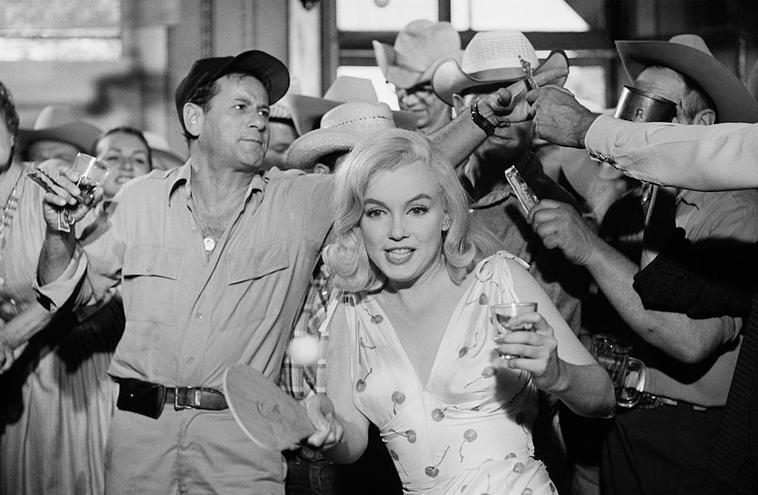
[167,158,268,206]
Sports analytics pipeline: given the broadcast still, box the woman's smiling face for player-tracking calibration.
[360,160,449,287]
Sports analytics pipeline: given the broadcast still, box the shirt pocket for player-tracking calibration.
[122,245,182,323]
[226,241,290,286]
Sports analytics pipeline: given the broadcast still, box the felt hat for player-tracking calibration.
[175,49,290,134]
[433,31,567,106]
[287,76,417,137]
[19,105,101,153]
[616,34,758,123]
[285,101,412,169]
[373,20,461,89]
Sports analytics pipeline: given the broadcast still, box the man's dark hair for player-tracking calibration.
[94,126,153,169]
[0,81,19,138]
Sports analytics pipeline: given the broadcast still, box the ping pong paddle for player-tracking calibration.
[223,364,317,451]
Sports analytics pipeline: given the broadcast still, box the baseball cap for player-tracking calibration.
[174,49,290,134]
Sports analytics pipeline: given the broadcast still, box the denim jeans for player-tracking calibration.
[285,447,338,495]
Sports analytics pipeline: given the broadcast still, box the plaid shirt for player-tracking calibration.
[279,262,331,400]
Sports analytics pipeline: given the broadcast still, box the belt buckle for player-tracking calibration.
[173,387,195,410]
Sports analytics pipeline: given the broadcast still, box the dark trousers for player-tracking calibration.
[601,404,723,495]
[285,448,338,495]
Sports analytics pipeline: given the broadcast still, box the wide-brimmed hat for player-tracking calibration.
[373,20,461,89]
[616,34,758,123]
[287,76,417,137]
[287,76,380,136]
[433,31,567,106]
[175,49,290,134]
[143,131,187,170]
[19,105,101,153]
[285,101,413,169]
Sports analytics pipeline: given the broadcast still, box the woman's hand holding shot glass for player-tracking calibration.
[493,306,566,392]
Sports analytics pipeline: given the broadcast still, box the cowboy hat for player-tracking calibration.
[287,76,381,136]
[433,31,568,106]
[284,101,414,169]
[143,131,187,170]
[287,76,418,137]
[373,20,461,89]
[19,105,101,153]
[616,34,758,123]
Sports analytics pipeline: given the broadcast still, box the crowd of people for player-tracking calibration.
[0,17,757,495]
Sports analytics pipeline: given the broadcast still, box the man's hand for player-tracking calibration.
[303,393,344,451]
[529,199,600,266]
[528,85,599,148]
[35,159,103,233]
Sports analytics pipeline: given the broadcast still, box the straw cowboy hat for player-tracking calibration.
[433,31,569,106]
[616,33,758,123]
[287,76,389,136]
[19,105,101,152]
[373,19,461,89]
[285,101,410,169]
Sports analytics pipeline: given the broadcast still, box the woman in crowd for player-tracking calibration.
[0,105,153,494]
[321,129,615,494]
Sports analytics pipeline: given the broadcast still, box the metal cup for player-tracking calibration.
[591,334,647,408]
[614,86,677,123]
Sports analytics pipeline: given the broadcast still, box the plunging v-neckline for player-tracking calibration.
[368,277,476,391]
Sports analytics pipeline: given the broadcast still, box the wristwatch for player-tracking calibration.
[470,99,496,136]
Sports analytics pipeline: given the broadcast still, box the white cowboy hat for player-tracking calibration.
[373,19,461,89]
[286,76,386,136]
[433,31,568,106]
[616,34,758,123]
[19,105,101,153]
[284,101,414,169]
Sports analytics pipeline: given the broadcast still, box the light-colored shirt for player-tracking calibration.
[37,162,334,390]
[642,187,758,406]
[585,115,758,191]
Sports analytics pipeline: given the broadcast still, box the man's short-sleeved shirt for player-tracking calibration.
[40,163,334,389]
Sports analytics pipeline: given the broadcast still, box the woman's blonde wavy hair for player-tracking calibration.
[323,128,498,292]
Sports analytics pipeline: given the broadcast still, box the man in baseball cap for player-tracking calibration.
[34,49,343,494]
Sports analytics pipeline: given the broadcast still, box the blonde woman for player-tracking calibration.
[317,129,614,494]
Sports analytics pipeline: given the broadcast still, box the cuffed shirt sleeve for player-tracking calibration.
[585,115,758,191]
[34,243,90,311]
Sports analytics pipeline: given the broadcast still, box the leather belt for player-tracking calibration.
[637,391,711,411]
[115,378,227,419]
[165,386,228,410]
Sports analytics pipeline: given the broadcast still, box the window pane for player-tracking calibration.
[452,0,589,32]
[337,0,437,31]
[0,0,120,30]
[336,66,400,110]
[0,0,121,61]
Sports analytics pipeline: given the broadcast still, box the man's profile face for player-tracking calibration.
[454,90,534,165]
[196,75,271,172]
[262,120,297,170]
[396,82,451,134]
[634,67,691,125]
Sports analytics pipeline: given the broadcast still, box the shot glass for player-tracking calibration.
[72,153,109,204]
[491,302,538,359]
[58,153,109,232]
